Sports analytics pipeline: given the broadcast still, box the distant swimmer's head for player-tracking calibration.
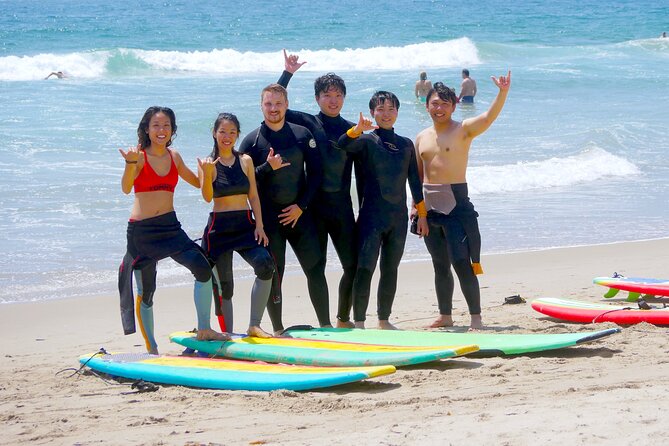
[137,106,177,150]
[462,68,470,78]
[261,84,289,125]
[315,73,346,118]
[420,71,427,81]
[369,91,400,130]
[211,112,241,157]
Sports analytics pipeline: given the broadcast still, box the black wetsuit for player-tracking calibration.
[424,183,482,315]
[238,121,328,331]
[337,127,424,322]
[201,154,275,332]
[277,70,362,322]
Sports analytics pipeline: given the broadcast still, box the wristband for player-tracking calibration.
[346,127,362,138]
[472,263,484,275]
[415,201,427,218]
[125,160,138,164]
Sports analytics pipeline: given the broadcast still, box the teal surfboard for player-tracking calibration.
[169,331,478,367]
[80,352,395,391]
[280,326,621,356]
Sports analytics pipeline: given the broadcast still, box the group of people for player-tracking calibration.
[415,69,477,104]
[118,49,511,354]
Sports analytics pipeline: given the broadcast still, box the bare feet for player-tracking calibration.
[469,314,484,331]
[354,321,366,329]
[247,326,273,338]
[196,328,232,342]
[320,323,333,328]
[273,330,284,337]
[148,347,159,355]
[429,314,454,328]
[378,320,399,330]
[336,320,355,329]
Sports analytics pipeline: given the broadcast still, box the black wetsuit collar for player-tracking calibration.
[317,112,342,126]
[373,128,398,151]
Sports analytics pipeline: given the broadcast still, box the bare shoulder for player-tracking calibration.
[239,153,254,172]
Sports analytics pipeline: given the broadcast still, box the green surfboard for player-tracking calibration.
[281,326,621,356]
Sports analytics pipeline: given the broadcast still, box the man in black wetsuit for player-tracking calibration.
[338,91,429,329]
[276,50,362,328]
[238,83,329,334]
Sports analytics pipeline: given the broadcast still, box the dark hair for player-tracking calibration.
[261,83,288,101]
[420,71,427,81]
[426,82,458,105]
[314,73,346,97]
[137,106,177,150]
[369,91,400,111]
[462,68,470,76]
[210,112,241,158]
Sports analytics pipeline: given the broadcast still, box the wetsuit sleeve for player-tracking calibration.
[297,129,323,210]
[238,131,273,180]
[118,252,137,335]
[406,139,425,205]
[277,70,293,88]
[337,131,367,154]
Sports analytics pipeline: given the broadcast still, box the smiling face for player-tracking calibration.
[371,99,398,130]
[214,119,239,153]
[146,112,173,148]
[316,86,345,118]
[261,90,288,127]
[426,95,456,125]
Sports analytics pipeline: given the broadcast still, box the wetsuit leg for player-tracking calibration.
[238,245,274,327]
[265,225,287,332]
[326,203,357,323]
[424,216,455,315]
[376,218,407,321]
[171,245,214,331]
[452,260,481,315]
[133,266,158,354]
[212,254,234,333]
[352,215,384,322]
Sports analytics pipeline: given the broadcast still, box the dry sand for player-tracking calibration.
[2,239,669,445]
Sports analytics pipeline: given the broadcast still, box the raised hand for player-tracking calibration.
[491,70,512,92]
[354,111,378,134]
[197,156,219,177]
[266,147,291,171]
[283,49,307,74]
[119,143,141,163]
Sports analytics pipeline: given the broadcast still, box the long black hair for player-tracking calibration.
[136,106,177,150]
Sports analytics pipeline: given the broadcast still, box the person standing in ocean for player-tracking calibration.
[414,73,511,330]
[415,72,433,102]
[198,113,275,338]
[238,84,329,334]
[458,69,477,103]
[337,91,429,330]
[118,106,228,354]
[275,50,362,328]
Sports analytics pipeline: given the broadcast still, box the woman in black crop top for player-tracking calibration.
[198,113,275,338]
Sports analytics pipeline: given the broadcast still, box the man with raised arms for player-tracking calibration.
[238,84,329,334]
[276,50,362,328]
[338,91,429,329]
[415,72,511,330]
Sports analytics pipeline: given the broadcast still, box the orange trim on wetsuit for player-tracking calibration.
[134,149,178,193]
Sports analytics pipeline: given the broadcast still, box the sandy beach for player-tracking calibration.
[2,238,669,445]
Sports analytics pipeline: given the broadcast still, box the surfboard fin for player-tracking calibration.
[603,287,620,298]
[626,292,641,302]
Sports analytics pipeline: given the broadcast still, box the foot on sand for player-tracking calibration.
[247,326,273,338]
[429,315,454,328]
[196,328,231,341]
[468,314,484,331]
[378,320,399,330]
[354,321,365,329]
[336,320,355,328]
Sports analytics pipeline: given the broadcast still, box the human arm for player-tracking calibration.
[277,49,307,88]
[462,71,511,139]
[407,140,428,237]
[336,112,378,153]
[119,144,141,194]
[197,157,219,202]
[242,155,269,246]
[238,131,290,180]
[173,150,200,188]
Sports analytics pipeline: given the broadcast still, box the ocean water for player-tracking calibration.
[1,0,668,303]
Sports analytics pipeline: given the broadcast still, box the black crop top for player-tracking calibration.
[212,153,250,198]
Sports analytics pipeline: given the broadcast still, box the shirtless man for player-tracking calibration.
[415,72,432,102]
[458,69,477,103]
[415,72,511,329]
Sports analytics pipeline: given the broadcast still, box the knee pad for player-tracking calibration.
[254,257,275,281]
[192,261,212,283]
[141,289,156,307]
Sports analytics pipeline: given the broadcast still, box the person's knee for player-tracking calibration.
[453,259,476,278]
[141,288,156,307]
[191,257,212,282]
[254,256,275,281]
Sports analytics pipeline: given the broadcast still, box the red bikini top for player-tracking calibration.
[133,149,178,193]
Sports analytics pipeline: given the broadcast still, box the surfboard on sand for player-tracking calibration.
[169,331,478,367]
[280,326,620,356]
[594,275,669,301]
[532,297,669,325]
[79,351,395,391]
